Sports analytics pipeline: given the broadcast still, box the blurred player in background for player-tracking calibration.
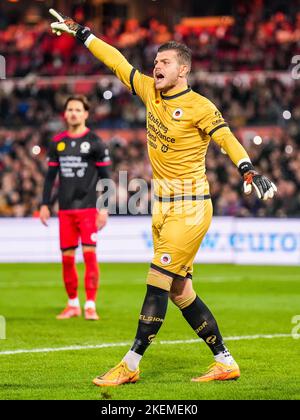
[40,95,111,321]
[49,10,277,383]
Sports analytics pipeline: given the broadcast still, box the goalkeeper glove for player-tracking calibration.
[49,8,91,43]
[238,161,277,201]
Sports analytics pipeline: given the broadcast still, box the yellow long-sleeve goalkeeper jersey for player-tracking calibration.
[86,36,250,197]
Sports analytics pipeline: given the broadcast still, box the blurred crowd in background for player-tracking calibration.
[1,76,299,130]
[0,1,299,218]
[1,5,300,76]
[0,76,299,218]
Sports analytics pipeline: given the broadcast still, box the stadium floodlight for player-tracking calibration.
[253,136,262,145]
[103,90,113,100]
[283,110,292,120]
[32,146,41,156]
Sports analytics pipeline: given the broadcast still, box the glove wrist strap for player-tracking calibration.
[238,161,255,176]
[76,26,92,44]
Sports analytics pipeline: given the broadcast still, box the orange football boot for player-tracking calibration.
[56,306,81,319]
[84,307,100,321]
[191,361,240,382]
[93,361,140,387]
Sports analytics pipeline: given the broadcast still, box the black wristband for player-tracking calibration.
[75,26,92,44]
[238,161,254,176]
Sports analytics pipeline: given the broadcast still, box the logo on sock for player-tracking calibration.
[206,335,217,345]
[140,315,164,323]
[148,334,156,343]
[195,321,208,334]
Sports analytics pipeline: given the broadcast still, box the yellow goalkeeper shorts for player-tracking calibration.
[150,196,213,283]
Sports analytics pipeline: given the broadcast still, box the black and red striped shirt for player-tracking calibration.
[46,128,111,210]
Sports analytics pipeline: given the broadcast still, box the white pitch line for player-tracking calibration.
[0,334,292,356]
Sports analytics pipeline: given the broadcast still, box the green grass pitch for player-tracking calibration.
[0,263,299,400]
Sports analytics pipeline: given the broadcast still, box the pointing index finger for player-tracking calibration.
[49,8,64,23]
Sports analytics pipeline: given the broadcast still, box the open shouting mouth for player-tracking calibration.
[155,72,165,83]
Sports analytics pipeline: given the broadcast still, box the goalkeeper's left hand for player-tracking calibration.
[49,8,91,42]
[238,161,277,200]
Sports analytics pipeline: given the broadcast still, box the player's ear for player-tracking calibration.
[179,64,189,78]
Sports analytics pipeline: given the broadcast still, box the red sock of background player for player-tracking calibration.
[62,255,79,306]
[83,251,99,309]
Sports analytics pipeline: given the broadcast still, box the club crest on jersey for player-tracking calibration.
[57,142,66,152]
[172,108,183,119]
[160,253,171,265]
[80,142,90,154]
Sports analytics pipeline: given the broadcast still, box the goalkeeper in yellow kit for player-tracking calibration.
[49,9,277,386]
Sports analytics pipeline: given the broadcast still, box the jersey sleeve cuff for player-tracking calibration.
[96,161,111,167]
[208,123,228,137]
[84,34,96,48]
[130,68,137,95]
